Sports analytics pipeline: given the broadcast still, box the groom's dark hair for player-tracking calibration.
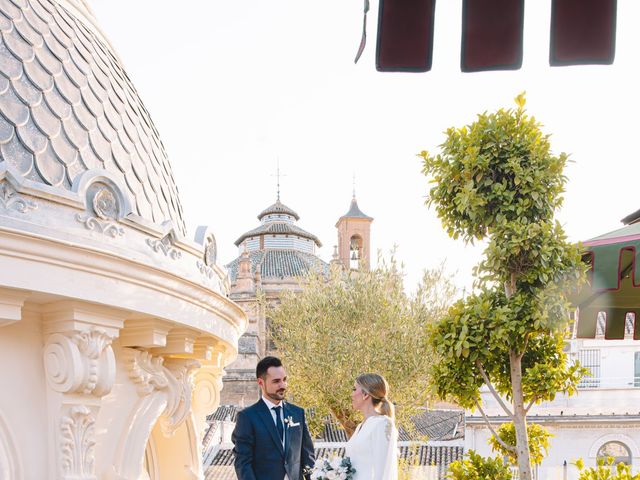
[256,356,283,379]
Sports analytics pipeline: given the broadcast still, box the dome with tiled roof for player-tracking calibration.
[226,197,328,282]
[0,0,185,236]
[257,199,299,221]
[0,0,227,295]
[234,220,321,248]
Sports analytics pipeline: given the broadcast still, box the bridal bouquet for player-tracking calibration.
[308,456,356,480]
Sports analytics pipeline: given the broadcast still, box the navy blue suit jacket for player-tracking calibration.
[232,400,315,480]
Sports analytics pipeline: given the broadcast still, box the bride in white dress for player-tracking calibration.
[345,373,398,480]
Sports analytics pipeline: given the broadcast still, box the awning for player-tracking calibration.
[374,0,617,72]
[574,223,640,340]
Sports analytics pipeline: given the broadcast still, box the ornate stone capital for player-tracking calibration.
[126,349,200,437]
[41,302,126,480]
[161,359,200,437]
[127,349,169,396]
[44,327,115,396]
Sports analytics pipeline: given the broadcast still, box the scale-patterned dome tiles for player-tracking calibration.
[0,0,186,234]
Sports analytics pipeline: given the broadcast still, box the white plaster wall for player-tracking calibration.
[579,339,639,389]
[465,425,640,479]
[0,313,48,480]
[479,388,640,417]
[478,339,640,416]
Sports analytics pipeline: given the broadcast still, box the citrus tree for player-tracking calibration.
[489,422,552,466]
[421,94,586,479]
[269,257,456,437]
[447,450,513,480]
[575,458,640,480]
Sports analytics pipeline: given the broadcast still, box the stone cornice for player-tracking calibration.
[0,228,245,353]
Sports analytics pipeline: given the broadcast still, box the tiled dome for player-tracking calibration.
[227,197,328,282]
[234,221,322,248]
[0,0,186,235]
[257,199,299,221]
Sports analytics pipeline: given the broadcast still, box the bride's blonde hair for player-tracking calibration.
[356,373,395,419]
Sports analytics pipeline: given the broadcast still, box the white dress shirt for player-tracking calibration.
[262,396,286,446]
[262,396,289,480]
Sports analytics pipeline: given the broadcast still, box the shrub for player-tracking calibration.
[488,422,552,466]
[575,457,640,480]
[447,450,513,480]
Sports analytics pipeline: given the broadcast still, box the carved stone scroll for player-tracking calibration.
[43,327,116,396]
[146,236,182,260]
[75,214,125,238]
[161,359,200,437]
[0,181,37,213]
[127,349,200,437]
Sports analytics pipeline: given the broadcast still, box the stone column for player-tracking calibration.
[41,301,127,480]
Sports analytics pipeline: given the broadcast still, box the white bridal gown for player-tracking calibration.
[345,415,398,480]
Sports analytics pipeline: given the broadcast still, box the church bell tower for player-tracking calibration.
[335,194,373,271]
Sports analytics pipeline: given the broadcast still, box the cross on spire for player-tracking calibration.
[352,172,356,199]
[271,159,287,201]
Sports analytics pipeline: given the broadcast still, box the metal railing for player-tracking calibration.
[577,376,640,389]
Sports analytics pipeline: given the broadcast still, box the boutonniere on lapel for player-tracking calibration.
[284,416,300,428]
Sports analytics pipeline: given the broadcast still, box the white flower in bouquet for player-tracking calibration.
[308,456,356,480]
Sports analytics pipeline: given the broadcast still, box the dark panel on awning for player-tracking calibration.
[376,0,436,72]
[550,0,617,66]
[461,0,524,72]
[577,308,640,340]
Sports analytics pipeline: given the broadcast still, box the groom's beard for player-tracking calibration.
[267,388,286,402]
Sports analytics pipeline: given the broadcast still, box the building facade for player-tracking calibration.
[0,1,245,479]
[220,194,373,406]
[465,326,640,479]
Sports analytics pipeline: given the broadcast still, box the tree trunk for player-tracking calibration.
[331,407,358,438]
[510,351,533,480]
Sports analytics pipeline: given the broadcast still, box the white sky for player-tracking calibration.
[90,0,640,294]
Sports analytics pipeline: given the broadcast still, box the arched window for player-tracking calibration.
[597,441,632,466]
[349,235,363,270]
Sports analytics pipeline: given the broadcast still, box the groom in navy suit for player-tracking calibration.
[232,356,315,480]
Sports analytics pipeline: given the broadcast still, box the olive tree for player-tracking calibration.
[269,257,455,437]
[421,94,586,480]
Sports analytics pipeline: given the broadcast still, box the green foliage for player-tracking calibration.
[421,93,587,478]
[447,450,513,480]
[574,457,640,480]
[489,423,551,466]
[429,289,586,409]
[270,256,456,436]
[421,92,567,244]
